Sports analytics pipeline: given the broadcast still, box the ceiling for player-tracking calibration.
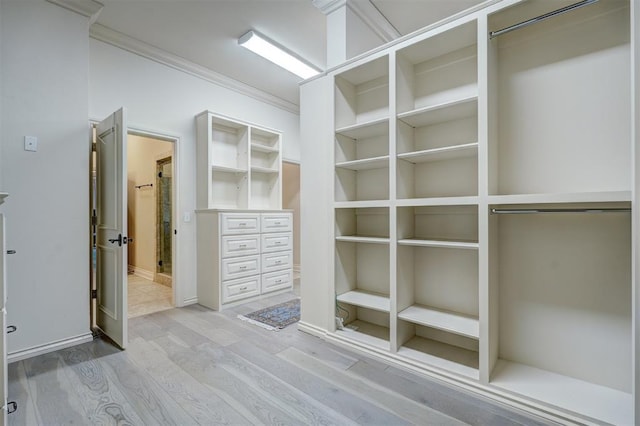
[93,0,485,108]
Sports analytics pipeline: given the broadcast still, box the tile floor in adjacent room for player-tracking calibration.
[128,274,173,318]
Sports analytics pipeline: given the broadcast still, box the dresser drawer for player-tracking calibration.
[262,270,293,294]
[221,213,260,235]
[261,251,292,273]
[261,232,292,253]
[261,213,292,233]
[222,276,260,304]
[221,255,260,281]
[222,235,260,258]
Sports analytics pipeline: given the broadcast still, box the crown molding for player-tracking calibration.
[89,24,300,114]
[313,0,399,42]
[346,0,400,43]
[46,0,104,24]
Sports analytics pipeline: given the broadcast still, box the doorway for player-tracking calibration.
[126,134,175,318]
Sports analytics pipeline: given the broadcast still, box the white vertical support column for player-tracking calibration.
[388,51,398,353]
[299,75,334,335]
[327,4,348,68]
[477,14,493,385]
[632,0,639,422]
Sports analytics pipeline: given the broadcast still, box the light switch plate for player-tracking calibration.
[24,136,37,152]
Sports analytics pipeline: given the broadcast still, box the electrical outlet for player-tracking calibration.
[24,136,37,152]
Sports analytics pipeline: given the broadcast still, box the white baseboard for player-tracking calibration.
[297,321,327,338]
[129,265,154,281]
[182,296,198,306]
[8,332,94,363]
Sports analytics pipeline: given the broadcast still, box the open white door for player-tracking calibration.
[95,108,128,349]
[0,214,7,424]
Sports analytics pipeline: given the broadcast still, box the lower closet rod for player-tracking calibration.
[491,207,630,214]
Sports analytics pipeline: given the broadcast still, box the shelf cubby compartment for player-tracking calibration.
[396,204,479,378]
[335,55,389,129]
[335,207,389,243]
[250,126,279,152]
[396,20,477,116]
[336,117,389,169]
[335,160,389,202]
[251,127,280,173]
[396,99,478,201]
[210,117,249,171]
[335,230,390,349]
[488,1,631,197]
[489,205,632,425]
[249,168,280,209]
[210,168,248,209]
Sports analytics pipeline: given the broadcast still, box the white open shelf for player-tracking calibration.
[398,143,478,164]
[398,96,477,128]
[336,321,390,350]
[397,336,478,380]
[336,236,389,244]
[398,304,479,339]
[335,117,389,139]
[396,196,478,207]
[397,238,478,250]
[335,156,389,171]
[491,360,632,426]
[251,166,279,174]
[251,143,279,153]
[337,289,390,313]
[212,165,246,173]
[488,191,632,205]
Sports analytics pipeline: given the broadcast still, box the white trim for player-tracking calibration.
[182,296,199,306]
[89,24,300,114]
[297,321,328,338]
[128,265,154,281]
[346,0,400,43]
[8,333,94,363]
[293,264,301,273]
[312,0,347,15]
[46,0,103,24]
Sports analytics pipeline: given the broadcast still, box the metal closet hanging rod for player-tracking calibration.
[491,207,630,215]
[489,0,598,39]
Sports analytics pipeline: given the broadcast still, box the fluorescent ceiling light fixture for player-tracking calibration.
[238,30,321,80]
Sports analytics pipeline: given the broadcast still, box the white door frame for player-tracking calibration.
[127,127,181,308]
[91,121,183,325]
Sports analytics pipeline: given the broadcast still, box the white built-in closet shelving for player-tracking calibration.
[306,0,636,424]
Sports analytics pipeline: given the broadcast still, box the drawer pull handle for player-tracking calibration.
[275,241,281,245]
[275,222,281,225]
[239,244,247,248]
[239,266,247,270]
[275,279,282,283]
[239,222,247,227]
[239,286,247,291]
[6,325,16,334]
[275,260,281,264]
[6,250,16,255]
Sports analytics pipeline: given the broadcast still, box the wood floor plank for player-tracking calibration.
[197,342,359,426]
[228,339,411,425]
[88,338,199,425]
[57,343,146,425]
[22,352,88,424]
[7,361,39,426]
[144,310,212,348]
[279,346,466,426]
[125,336,253,425]
[162,307,243,347]
[153,334,305,425]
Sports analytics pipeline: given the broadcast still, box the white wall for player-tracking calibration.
[1,0,91,353]
[90,39,301,305]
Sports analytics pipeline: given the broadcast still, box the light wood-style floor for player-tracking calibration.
[8,285,554,425]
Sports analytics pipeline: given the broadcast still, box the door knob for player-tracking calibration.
[108,234,123,246]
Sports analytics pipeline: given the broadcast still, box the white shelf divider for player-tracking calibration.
[488,191,632,205]
[398,143,478,164]
[398,304,479,339]
[251,166,279,174]
[335,156,390,171]
[335,117,388,139]
[396,197,478,207]
[335,200,391,209]
[336,235,390,244]
[397,238,478,250]
[337,289,390,312]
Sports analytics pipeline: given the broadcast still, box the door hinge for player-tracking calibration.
[158,260,163,267]
[91,211,97,226]
[91,142,97,152]
[158,171,163,178]
[91,289,97,299]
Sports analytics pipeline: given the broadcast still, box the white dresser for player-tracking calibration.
[196,210,293,310]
